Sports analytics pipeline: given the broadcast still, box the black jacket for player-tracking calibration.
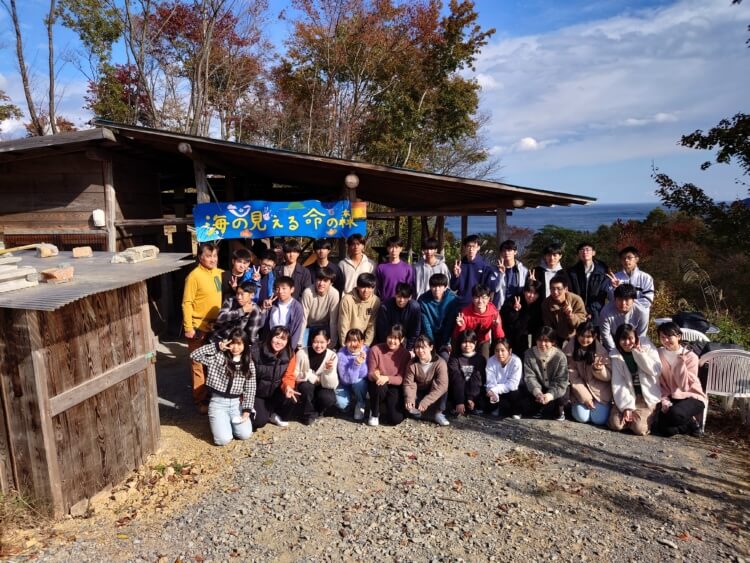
[273,263,312,301]
[567,259,609,326]
[501,294,543,357]
[375,298,422,351]
[447,354,486,405]
[252,345,293,399]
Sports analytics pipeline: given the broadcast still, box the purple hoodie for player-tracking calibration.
[337,345,370,385]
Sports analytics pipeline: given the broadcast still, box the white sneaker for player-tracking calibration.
[367,416,379,427]
[434,413,450,427]
[353,402,366,421]
[511,414,522,420]
[269,413,288,427]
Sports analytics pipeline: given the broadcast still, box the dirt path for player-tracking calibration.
[4,341,749,562]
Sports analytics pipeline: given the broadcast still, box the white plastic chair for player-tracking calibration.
[698,349,750,429]
[680,327,710,344]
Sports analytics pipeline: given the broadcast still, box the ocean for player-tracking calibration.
[444,202,662,235]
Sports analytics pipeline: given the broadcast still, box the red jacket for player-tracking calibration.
[453,303,504,344]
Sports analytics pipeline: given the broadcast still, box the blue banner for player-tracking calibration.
[194,199,366,242]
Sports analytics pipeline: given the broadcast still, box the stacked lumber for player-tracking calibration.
[0,256,39,293]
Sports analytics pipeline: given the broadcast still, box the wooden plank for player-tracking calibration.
[0,278,39,293]
[48,354,152,416]
[1,228,106,236]
[102,160,117,252]
[0,128,114,154]
[27,310,64,515]
[0,311,19,493]
[0,211,97,225]
[115,217,194,227]
[138,282,161,452]
[0,190,105,214]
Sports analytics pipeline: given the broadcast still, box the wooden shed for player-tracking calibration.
[0,124,595,257]
[0,251,189,516]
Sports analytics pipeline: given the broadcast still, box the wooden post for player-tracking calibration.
[496,208,508,245]
[394,216,400,238]
[436,217,445,252]
[460,216,468,242]
[406,216,414,263]
[193,160,210,204]
[340,186,357,258]
[102,160,117,252]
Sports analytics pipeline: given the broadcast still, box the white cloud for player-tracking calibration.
[475,73,502,91]
[623,112,678,127]
[473,0,750,175]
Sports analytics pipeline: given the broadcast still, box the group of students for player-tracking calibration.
[182,234,706,446]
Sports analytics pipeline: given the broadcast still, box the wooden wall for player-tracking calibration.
[0,152,104,234]
[0,283,160,515]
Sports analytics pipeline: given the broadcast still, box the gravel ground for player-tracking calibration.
[5,341,750,562]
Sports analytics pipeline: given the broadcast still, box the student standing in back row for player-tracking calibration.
[567,242,609,326]
[532,243,568,300]
[451,234,498,308]
[494,239,528,309]
[413,237,451,298]
[608,246,655,311]
[375,236,414,301]
[339,234,375,295]
[273,239,312,301]
[308,239,345,296]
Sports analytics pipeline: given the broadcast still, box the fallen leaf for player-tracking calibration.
[707,452,719,459]
[407,454,417,461]
[676,532,690,541]
[453,480,463,492]
[466,451,478,458]
[116,533,129,540]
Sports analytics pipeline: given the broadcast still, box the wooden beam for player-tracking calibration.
[102,160,117,252]
[461,216,468,241]
[177,141,244,176]
[49,353,153,417]
[115,217,194,227]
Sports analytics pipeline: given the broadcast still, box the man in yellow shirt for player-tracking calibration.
[182,242,223,413]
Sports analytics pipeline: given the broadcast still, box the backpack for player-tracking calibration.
[672,311,710,334]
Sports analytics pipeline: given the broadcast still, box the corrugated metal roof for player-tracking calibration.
[0,251,192,311]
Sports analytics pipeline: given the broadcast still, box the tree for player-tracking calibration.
[84,63,154,126]
[1,0,45,135]
[271,0,495,173]
[0,90,22,133]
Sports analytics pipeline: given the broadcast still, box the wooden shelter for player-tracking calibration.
[0,251,189,516]
[0,123,595,256]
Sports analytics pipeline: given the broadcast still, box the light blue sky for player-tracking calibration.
[1,0,748,204]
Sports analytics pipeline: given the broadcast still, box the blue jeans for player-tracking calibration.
[335,378,369,411]
[208,396,253,446]
[571,401,611,426]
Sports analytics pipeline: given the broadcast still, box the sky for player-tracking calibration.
[0,0,748,204]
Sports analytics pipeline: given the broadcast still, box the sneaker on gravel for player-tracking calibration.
[269,413,289,427]
[434,413,450,427]
[367,416,379,427]
[353,402,366,421]
[473,408,484,415]
[556,412,566,422]
[491,407,501,417]
[511,414,522,420]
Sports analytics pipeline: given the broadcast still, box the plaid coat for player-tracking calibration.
[190,342,257,412]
